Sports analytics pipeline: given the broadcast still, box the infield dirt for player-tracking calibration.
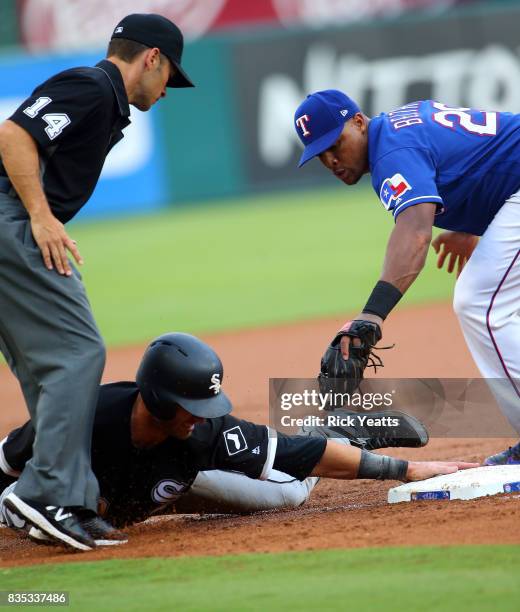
[1,302,519,566]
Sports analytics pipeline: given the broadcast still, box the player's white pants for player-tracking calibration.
[453,193,520,433]
[0,474,318,526]
[0,472,318,522]
[176,469,320,514]
[176,437,350,514]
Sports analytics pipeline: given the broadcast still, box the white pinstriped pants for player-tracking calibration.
[453,191,520,433]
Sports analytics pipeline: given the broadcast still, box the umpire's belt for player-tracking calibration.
[0,176,12,194]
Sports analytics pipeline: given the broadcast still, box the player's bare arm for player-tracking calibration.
[310,439,478,482]
[0,119,82,276]
[380,201,437,293]
[319,203,437,384]
[431,230,479,277]
[338,202,436,358]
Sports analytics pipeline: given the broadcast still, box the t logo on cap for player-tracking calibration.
[293,89,361,167]
[296,114,311,137]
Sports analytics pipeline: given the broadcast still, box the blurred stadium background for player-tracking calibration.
[1,0,519,345]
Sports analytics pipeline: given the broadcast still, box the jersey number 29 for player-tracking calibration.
[432,102,497,136]
[23,96,71,141]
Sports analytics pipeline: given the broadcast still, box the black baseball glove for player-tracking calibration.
[318,320,383,399]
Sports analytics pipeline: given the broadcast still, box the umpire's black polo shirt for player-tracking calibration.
[0,59,131,223]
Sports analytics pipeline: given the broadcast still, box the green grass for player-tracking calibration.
[1,546,518,611]
[69,185,455,346]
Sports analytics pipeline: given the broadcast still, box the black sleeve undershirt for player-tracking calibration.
[273,433,327,480]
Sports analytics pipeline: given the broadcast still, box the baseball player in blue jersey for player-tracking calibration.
[293,90,520,465]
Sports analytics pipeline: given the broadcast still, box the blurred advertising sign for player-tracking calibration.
[232,6,520,190]
[17,0,471,50]
[271,0,470,28]
[0,53,168,219]
[18,0,228,50]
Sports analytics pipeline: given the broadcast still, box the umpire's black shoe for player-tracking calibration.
[4,492,95,551]
[300,409,429,450]
[77,510,128,546]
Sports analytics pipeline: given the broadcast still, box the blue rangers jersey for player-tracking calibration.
[369,101,520,235]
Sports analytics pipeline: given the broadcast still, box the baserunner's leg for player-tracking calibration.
[176,469,319,514]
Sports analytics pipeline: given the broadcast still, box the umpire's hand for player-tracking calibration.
[30,210,83,276]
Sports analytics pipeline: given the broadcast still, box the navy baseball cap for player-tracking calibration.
[111,13,194,88]
[294,90,360,167]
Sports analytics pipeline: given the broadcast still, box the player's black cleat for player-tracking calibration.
[28,515,128,547]
[77,511,128,546]
[299,409,429,450]
[4,493,96,551]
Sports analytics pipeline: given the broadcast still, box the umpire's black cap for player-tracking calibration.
[136,333,232,420]
[111,13,194,88]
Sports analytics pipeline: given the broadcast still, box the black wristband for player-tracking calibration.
[362,280,403,320]
[357,449,408,481]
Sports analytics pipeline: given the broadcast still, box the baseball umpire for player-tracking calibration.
[0,14,194,551]
[0,333,477,546]
[294,91,520,466]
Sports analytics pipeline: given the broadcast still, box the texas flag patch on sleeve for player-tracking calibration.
[379,173,412,210]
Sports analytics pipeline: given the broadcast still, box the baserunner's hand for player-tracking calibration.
[30,211,83,276]
[405,460,480,482]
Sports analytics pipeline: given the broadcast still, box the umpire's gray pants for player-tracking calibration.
[0,194,104,511]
